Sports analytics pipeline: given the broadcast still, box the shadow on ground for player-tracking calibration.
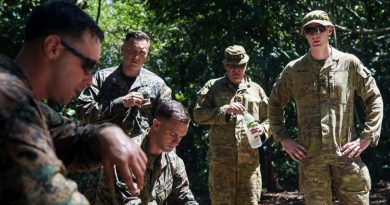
[195,181,390,205]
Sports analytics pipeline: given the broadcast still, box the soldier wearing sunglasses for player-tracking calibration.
[268,10,383,205]
[0,1,147,204]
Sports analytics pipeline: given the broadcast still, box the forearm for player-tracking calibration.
[193,105,231,125]
[76,96,127,124]
[268,98,290,144]
[53,122,114,171]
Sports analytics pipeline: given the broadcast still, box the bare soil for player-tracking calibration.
[195,181,390,205]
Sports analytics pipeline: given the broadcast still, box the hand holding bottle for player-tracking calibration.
[242,111,263,148]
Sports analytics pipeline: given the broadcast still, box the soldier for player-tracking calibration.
[0,1,147,204]
[96,100,198,205]
[77,31,171,137]
[193,45,270,204]
[76,31,171,202]
[268,10,383,205]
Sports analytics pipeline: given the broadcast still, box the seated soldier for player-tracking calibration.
[96,99,199,205]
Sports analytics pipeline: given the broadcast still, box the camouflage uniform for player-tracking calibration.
[77,65,172,137]
[268,48,383,205]
[193,76,269,205]
[76,65,171,202]
[95,133,198,205]
[0,54,112,204]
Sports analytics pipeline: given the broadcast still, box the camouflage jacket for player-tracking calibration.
[0,54,112,204]
[193,76,269,165]
[268,47,383,157]
[77,65,171,137]
[96,133,198,205]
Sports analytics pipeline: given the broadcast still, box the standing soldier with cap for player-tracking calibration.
[268,10,383,205]
[193,45,270,204]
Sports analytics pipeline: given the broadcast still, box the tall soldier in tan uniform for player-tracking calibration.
[268,10,383,205]
[194,45,270,204]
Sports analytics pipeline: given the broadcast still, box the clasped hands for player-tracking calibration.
[122,92,145,108]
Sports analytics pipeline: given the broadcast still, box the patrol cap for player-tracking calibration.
[223,45,249,65]
[301,10,334,35]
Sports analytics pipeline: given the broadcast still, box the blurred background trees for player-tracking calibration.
[1,0,389,200]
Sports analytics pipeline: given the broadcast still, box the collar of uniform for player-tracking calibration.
[223,75,251,90]
[304,46,341,70]
[0,54,33,91]
[142,133,169,170]
[115,64,149,92]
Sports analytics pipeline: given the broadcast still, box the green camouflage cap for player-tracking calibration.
[223,45,249,65]
[301,10,334,35]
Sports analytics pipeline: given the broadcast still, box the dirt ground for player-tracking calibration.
[260,180,390,205]
[196,181,390,205]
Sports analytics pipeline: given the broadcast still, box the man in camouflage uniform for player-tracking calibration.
[0,1,147,204]
[76,31,171,202]
[268,10,383,205]
[193,45,270,205]
[77,31,171,137]
[96,100,198,205]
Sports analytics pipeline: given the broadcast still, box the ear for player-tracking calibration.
[42,35,61,60]
[152,118,160,129]
[328,26,334,35]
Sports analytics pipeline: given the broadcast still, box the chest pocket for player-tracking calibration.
[329,70,351,104]
[244,93,261,119]
[291,71,315,102]
[155,177,173,201]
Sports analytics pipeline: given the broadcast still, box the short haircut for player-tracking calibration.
[24,0,104,42]
[124,31,150,43]
[154,100,190,124]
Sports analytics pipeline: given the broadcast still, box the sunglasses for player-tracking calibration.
[304,25,327,35]
[60,39,98,75]
[226,64,246,70]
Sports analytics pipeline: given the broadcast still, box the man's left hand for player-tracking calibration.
[341,138,371,158]
[250,122,264,137]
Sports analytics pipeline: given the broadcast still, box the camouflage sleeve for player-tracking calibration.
[167,156,199,205]
[353,58,383,146]
[268,66,293,144]
[159,83,172,102]
[76,73,127,124]
[0,88,89,204]
[258,86,271,141]
[39,102,112,171]
[193,81,231,125]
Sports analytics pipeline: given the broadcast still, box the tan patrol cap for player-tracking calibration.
[301,10,334,35]
[222,45,249,65]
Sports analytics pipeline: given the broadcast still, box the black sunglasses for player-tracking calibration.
[60,39,98,75]
[304,25,327,35]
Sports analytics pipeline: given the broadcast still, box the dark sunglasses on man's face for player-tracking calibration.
[226,64,246,70]
[60,39,98,75]
[304,25,327,35]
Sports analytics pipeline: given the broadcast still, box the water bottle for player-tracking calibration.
[242,111,262,148]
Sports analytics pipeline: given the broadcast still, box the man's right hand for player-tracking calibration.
[226,102,245,115]
[280,138,307,161]
[123,92,144,108]
[97,126,147,196]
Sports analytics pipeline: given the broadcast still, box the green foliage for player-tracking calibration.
[1,0,389,199]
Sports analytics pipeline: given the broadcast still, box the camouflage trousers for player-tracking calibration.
[300,154,371,205]
[209,162,261,205]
